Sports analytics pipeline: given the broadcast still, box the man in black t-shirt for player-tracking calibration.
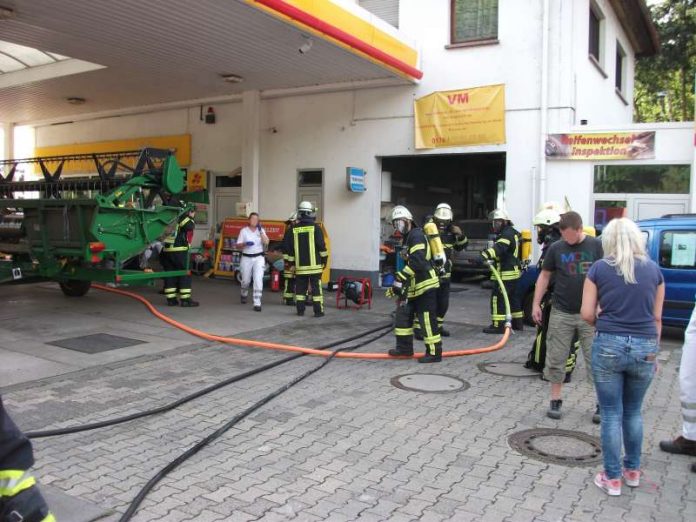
[532,211,603,421]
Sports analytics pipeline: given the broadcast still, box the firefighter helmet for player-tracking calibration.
[533,207,562,226]
[488,209,511,221]
[297,201,316,219]
[389,205,413,223]
[433,203,453,224]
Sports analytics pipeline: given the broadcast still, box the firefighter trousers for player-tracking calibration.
[414,279,450,333]
[394,289,442,356]
[0,397,54,522]
[162,250,192,301]
[490,278,522,327]
[283,275,296,305]
[295,274,323,315]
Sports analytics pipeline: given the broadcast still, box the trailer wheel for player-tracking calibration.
[59,280,92,297]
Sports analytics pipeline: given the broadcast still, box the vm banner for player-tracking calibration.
[414,84,506,149]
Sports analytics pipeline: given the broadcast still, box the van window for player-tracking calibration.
[659,231,696,269]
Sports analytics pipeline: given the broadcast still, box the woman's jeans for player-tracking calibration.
[592,332,658,479]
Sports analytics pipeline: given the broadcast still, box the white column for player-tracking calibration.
[2,121,13,162]
[241,90,261,212]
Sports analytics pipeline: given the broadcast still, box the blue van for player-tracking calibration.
[517,215,696,328]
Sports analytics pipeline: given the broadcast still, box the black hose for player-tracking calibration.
[26,322,392,439]
[118,328,390,522]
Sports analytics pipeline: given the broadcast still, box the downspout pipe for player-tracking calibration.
[539,0,550,206]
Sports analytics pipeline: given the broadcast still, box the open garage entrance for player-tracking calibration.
[380,152,506,224]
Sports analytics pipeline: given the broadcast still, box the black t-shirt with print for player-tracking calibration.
[542,236,603,313]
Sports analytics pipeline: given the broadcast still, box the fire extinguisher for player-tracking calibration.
[271,269,280,292]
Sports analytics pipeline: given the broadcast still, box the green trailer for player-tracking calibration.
[0,148,206,296]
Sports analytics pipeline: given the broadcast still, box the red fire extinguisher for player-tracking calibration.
[271,269,280,292]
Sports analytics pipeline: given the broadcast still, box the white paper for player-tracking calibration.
[671,233,696,267]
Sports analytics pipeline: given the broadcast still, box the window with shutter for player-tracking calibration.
[358,0,399,28]
[451,0,498,44]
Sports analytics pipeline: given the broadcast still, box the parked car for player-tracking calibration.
[451,219,494,276]
[516,214,696,328]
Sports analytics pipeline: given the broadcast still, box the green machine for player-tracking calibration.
[0,148,206,296]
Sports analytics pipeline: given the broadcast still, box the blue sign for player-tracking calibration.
[347,167,366,192]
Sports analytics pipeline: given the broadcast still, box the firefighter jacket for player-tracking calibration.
[438,224,468,279]
[483,224,522,281]
[396,227,440,299]
[281,223,296,278]
[284,217,328,276]
[163,213,195,253]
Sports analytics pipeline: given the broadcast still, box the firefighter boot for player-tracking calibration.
[167,298,179,306]
[0,485,54,522]
[483,324,505,334]
[180,299,200,307]
[418,343,442,363]
[512,318,525,331]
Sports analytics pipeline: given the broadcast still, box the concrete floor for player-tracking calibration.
[1,276,693,521]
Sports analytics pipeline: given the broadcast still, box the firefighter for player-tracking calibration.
[0,396,55,522]
[281,212,299,306]
[284,202,328,317]
[525,203,579,382]
[386,205,442,363]
[481,209,523,333]
[162,207,199,307]
[414,203,468,339]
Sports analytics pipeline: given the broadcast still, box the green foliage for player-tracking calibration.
[634,0,696,122]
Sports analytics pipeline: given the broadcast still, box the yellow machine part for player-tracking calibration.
[423,221,446,267]
[520,229,532,262]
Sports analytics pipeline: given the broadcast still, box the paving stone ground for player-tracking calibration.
[2,279,694,521]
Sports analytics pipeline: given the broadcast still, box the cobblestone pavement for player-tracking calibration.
[2,281,694,521]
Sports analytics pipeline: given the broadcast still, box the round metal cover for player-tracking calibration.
[391,374,469,394]
[478,361,539,378]
[508,428,602,467]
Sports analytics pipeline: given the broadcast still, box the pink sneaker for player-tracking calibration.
[594,472,621,496]
[623,469,641,487]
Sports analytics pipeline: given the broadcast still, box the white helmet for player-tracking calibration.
[533,207,562,226]
[389,205,413,223]
[297,201,316,218]
[488,209,511,221]
[433,203,453,223]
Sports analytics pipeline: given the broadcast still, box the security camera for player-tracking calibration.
[299,38,313,55]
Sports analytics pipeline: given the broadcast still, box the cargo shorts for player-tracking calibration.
[543,308,595,384]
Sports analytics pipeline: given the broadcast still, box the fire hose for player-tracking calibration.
[93,262,512,359]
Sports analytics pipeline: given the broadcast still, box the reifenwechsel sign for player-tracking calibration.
[414,84,506,149]
[545,132,656,160]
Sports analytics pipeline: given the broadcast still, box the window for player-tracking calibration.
[588,3,603,64]
[615,42,626,93]
[659,231,696,269]
[594,165,691,194]
[298,170,322,186]
[358,0,399,28]
[451,0,498,45]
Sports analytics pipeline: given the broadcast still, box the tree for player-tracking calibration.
[634,0,695,122]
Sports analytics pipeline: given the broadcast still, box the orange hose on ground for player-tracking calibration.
[93,284,510,359]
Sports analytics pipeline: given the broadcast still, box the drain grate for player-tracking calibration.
[508,428,602,467]
[478,361,540,378]
[47,333,145,354]
[391,374,469,394]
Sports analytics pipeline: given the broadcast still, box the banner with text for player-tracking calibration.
[545,132,656,160]
[414,84,506,149]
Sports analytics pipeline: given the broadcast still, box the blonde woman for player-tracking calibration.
[581,218,664,496]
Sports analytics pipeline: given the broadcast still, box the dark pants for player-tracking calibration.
[283,275,295,305]
[395,290,442,356]
[162,250,192,301]
[490,278,522,327]
[295,274,323,315]
[0,397,52,522]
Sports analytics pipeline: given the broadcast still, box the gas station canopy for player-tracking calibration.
[0,0,421,124]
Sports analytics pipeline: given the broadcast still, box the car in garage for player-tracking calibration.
[450,219,494,277]
[517,214,696,328]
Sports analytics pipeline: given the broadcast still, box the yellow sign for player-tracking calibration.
[545,132,656,160]
[414,85,506,149]
[187,169,207,192]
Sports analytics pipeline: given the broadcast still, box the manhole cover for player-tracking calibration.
[478,361,540,378]
[47,333,145,354]
[508,428,602,467]
[391,374,469,393]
